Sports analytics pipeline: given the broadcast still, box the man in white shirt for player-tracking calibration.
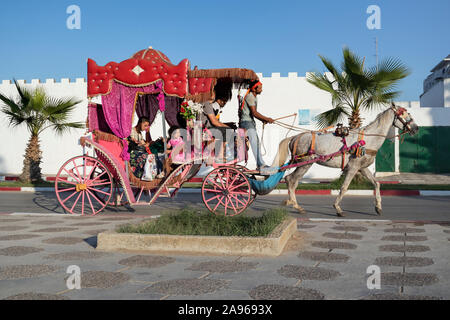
[239,80,274,169]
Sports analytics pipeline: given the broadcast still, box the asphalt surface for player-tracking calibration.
[0,192,449,222]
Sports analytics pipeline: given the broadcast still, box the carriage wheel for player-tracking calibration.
[55,155,113,215]
[201,166,252,216]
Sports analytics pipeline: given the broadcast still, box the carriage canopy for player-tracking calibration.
[86,46,259,161]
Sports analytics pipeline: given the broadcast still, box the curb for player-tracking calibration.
[97,217,297,256]
[1,186,449,197]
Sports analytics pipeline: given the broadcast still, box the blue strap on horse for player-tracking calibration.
[248,164,288,195]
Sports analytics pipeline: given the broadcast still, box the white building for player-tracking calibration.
[420,55,450,108]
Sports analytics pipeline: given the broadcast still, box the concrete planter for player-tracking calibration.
[97,217,297,257]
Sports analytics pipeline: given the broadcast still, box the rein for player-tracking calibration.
[261,113,297,156]
[272,106,412,140]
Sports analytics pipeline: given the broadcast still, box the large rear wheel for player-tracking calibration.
[201,166,251,216]
[55,155,113,215]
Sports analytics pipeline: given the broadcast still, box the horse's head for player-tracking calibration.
[391,103,419,136]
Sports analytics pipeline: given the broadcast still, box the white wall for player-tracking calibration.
[2,75,450,179]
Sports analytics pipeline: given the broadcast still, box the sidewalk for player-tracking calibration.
[375,173,450,185]
[0,213,448,300]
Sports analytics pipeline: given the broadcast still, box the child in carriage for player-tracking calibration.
[166,126,191,163]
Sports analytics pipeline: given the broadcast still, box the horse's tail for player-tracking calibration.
[271,136,295,168]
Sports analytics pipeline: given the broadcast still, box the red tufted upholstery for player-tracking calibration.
[188,77,214,95]
[88,48,259,102]
[132,48,174,66]
[88,54,189,97]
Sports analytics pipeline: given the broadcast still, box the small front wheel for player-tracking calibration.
[55,155,113,215]
[201,166,252,216]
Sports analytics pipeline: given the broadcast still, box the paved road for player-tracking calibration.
[0,191,450,221]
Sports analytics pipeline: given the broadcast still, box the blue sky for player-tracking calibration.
[0,0,449,101]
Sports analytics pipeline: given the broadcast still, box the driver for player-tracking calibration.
[201,96,235,162]
[239,80,274,170]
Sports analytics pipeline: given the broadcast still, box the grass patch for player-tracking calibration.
[117,207,288,237]
[330,172,373,190]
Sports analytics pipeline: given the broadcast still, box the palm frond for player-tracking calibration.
[307,72,336,94]
[51,122,85,136]
[13,79,32,109]
[314,106,349,129]
[0,93,20,113]
[362,90,400,110]
[318,55,339,76]
[43,97,82,123]
[0,108,27,127]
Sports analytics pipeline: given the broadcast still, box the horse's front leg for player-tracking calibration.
[283,165,312,214]
[360,167,382,215]
[333,164,360,217]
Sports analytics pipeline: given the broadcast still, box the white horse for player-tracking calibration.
[272,104,419,217]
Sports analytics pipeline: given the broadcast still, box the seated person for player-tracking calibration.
[128,117,164,181]
[166,126,189,164]
[200,97,235,162]
[127,117,151,179]
[145,137,166,179]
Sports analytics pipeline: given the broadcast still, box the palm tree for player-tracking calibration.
[307,47,410,129]
[0,80,84,183]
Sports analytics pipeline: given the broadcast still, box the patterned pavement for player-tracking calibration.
[0,214,449,300]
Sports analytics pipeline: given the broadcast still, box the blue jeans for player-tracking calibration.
[240,121,266,167]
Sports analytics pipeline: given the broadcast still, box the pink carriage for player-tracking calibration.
[54,47,260,216]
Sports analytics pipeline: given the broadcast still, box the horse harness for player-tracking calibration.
[279,105,413,172]
[290,127,374,170]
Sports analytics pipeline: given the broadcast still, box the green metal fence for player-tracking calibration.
[400,126,450,173]
[375,126,450,173]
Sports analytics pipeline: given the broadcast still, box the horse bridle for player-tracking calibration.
[391,104,413,133]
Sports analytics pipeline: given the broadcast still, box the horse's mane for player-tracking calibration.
[361,107,392,131]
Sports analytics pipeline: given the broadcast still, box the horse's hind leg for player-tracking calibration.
[283,164,312,214]
[360,167,382,215]
[333,163,360,217]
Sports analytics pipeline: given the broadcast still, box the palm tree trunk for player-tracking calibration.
[349,109,362,129]
[19,134,43,183]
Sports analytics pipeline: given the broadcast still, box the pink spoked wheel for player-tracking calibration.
[55,155,113,215]
[201,166,252,216]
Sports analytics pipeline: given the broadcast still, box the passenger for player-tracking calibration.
[127,117,151,179]
[167,126,186,164]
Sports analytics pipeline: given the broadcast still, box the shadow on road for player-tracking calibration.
[32,191,136,215]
